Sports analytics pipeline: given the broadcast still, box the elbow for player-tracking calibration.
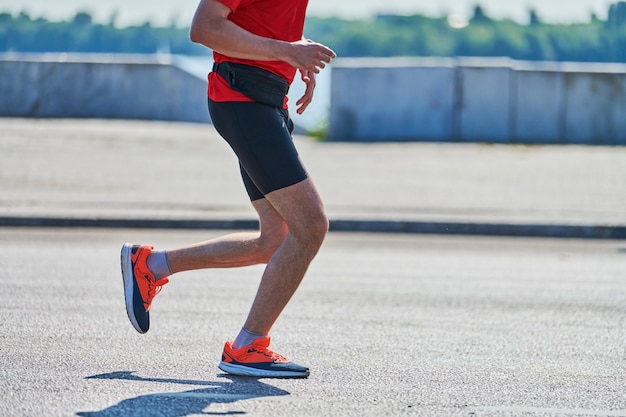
[189,16,211,45]
[190,22,220,48]
[189,25,202,44]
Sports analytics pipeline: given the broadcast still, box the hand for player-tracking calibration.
[296,69,316,114]
[285,39,336,74]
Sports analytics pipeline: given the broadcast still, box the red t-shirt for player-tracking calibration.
[208,0,309,108]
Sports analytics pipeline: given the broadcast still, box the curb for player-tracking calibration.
[1,216,625,240]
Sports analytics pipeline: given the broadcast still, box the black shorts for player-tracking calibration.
[208,99,308,201]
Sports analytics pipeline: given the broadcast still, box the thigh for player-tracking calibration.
[252,198,288,242]
[209,100,308,200]
[264,177,327,237]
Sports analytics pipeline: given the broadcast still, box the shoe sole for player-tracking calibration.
[121,243,147,334]
[218,361,310,379]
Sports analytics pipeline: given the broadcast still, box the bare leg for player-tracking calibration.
[165,177,327,337]
[242,178,328,335]
[166,198,289,271]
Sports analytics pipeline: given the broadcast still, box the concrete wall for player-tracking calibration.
[329,58,626,145]
[3,54,625,144]
[0,53,210,124]
[329,58,456,141]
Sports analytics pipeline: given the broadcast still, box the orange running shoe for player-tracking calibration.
[120,243,169,334]
[219,336,310,378]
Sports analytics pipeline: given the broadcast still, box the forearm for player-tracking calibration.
[189,0,335,73]
[190,4,290,61]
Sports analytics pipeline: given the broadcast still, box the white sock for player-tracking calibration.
[232,327,266,350]
[146,250,172,280]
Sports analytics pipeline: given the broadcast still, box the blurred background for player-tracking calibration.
[0,0,612,27]
[0,1,625,143]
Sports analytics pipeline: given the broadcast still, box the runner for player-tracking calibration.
[120,0,335,378]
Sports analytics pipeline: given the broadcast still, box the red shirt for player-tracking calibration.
[208,0,309,107]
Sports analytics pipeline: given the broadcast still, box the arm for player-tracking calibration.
[189,0,335,74]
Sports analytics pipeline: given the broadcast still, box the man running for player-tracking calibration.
[120,0,335,378]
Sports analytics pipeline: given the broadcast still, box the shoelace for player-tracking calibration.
[249,346,287,362]
[145,277,169,310]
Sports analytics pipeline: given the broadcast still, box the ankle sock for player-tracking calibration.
[146,250,172,280]
[232,327,266,350]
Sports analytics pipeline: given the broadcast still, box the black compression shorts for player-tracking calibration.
[208,99,308,201]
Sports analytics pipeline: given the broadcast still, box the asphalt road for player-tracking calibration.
[3,118,626,239]
[1,228,625,417]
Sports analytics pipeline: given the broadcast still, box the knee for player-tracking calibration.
[256,224,289,263]
[312,211,329,245]
[256,212,327,263]
[294,209,329,253]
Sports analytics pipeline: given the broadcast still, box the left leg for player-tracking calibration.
[165,197,288,271]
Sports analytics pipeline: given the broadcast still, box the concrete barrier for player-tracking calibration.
[0,53,210,123]
[328,57,626,145]
[514,67,563,143]
[563,69,626,145]
[457,59,513,142]
[329,58,456,141]
[3,54,625,145]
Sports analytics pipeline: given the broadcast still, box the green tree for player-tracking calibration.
[1,4,626,62]
[471,5,491,23]
[529,9,542,25]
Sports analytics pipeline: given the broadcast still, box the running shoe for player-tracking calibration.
[120,243,169,334]
[219,336,310,378]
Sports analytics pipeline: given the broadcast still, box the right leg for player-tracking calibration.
[200,99,325,335]
[241,177,328,336]
[209,101,325,378]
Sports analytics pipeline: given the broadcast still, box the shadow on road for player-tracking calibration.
[76,371,289,416]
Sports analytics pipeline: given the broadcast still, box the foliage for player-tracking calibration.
[1,3,626,63]
[304,7,622,63]
[0,11,207,55]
